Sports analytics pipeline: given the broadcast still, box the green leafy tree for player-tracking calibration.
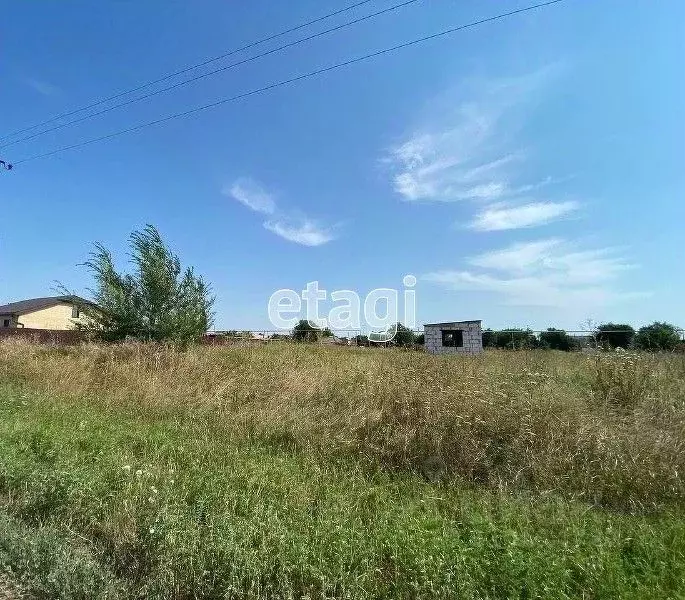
[292,320,320,342]
[355,334,370,346]
[495,329,538,350]
[482,329,497,348]
[634,322,681,351]
[80,225,213,344]
[539,328,576,351]
[391,322,416,347]
[596,323,635,349]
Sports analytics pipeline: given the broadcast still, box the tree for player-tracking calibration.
[292,320,320,342]
[482,329,497,348]
[539,328,576,351]
[355,334,370,347]
[494,329,538,350]
[415,333,425,345]
[79,225,213,344]
[391,322,416,347]
[634,322,681,351]
[596,323,635,349]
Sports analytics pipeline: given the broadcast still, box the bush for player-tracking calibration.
[596,323,635,349]
[539,328,577,351]
[635,322,681,352]
[482,329,497,348]
[292,320,320,342]
[355,335,370,346]
[391,322,416,347]
[494,329,538,350]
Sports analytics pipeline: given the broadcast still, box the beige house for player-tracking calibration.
[0,296,93,330]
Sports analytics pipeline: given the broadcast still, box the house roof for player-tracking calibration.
[0,295,93,316]
[424,320,482,327]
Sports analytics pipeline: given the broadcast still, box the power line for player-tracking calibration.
[0,0,379,143]
[13,0,566,166]
[0,0,422,149]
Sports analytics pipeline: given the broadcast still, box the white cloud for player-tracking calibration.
[423,239,639,307]
[263,219,335,247]
[384,72,552,204]
[469,200,579,231]
[384,68,590,240]
[469,239,562,272]
[224,177,336,246]
[387,113,514,203]
[224,178,276,215]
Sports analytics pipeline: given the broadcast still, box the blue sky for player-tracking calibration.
[1,0,683,331]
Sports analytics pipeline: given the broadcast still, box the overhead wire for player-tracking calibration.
[0,0,422,149]
[0,0,380,142]
[13,0,566,165]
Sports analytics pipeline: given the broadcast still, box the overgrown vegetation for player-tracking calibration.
[635,321,682,351]
[0,341,684,598]
[78,225,213,345]
[596,323,636,349]
[480,322,682,352]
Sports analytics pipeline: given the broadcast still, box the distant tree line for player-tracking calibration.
[288,320,682,352]
[479,322,682,352]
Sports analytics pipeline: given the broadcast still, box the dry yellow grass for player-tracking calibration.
[2,339,684,510]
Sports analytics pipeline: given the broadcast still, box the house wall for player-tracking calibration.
[16,304,87,331]
[424,321,483,355]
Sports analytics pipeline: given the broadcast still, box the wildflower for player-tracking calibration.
[121,465,131,472]
[151,486,158,494]
[135,469,143,477]
[149,527,155,534]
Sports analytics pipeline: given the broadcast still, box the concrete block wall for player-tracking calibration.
[424,321,483,355]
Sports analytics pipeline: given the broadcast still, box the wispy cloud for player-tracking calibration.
[385,72,551,204]
[225,178,276,215]
[423,239,641,307]
[224,178,336,246]
[25,77,60,97]
[468,200,579,231]
[263,219,334,247]
[384,68,583,233]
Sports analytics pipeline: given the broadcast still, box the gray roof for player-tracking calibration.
[424,320,482,327]
[0,295,93,316]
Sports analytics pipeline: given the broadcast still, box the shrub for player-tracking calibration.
[635,322,681,352]
[539,328,576,351]
[482,329,497,348]
[596,323,635,349]
[390,322,416,347]
[292,320,320,342]
[494,329,538,350]
[355,335,370,346]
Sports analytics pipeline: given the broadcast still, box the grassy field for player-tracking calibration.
[0,341,684,599]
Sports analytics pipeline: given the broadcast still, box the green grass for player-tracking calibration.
[0,342,684,598]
